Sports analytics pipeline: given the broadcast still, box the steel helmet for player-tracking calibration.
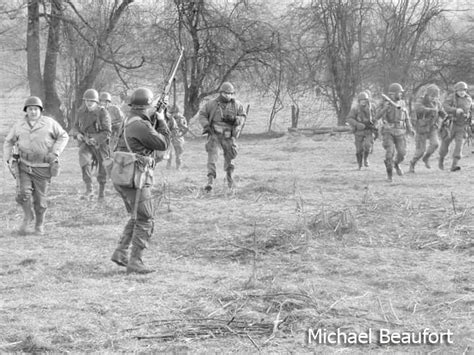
[99,92,112,102]
[23,96,43,112]
[357,92,369,101]
[454,81,468,92]
[129,87,154,107]
[425,84,440,97]
[83,89,99,102]
[388,83,404,94]
[220,82,235,93]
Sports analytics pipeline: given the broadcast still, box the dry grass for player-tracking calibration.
[0,98,473,353]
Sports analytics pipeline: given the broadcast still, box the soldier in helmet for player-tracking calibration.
[375,83,414,182]
[438,81,473,171]
[409,84,446,173]
[110,87,170,274]
[346,91,377,169]
[70,88,112,200]
[166,105,188,170]
[3,96,69,235]
[197,81,246,191]
[99,91,125,151]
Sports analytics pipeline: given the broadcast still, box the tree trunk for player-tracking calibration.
[43,0,65,127]
[26,0,44,98]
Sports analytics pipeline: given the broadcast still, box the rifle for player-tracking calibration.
[364,121,379,140]
[154,47,185,123]
[236,104,250,139]
[381,93,401,110]
[8,145,21,193]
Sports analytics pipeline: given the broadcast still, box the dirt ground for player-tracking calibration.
[0,123,473,353]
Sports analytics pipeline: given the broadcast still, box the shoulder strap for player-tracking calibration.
[122,116,142,153]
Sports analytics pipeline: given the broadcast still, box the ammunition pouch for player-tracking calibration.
[222,114,237,125]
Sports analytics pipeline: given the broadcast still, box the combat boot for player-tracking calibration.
[363,151,369,167]
[384,159,393,182]
[98,183,106,201]
[81,182,93,200]
[204,175,214,192]
[126,246,154,274]
[226,169,234,188]
[409,160,416,173]
[111,232,132,267]
[356,153,363,170]
[438,157,444,170]
[422,154,431,169]
[394,162,404,176]
[19,200,34,235]
[34,210,46,235]
[450,158,461,172]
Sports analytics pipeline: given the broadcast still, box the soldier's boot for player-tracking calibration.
[450,158,461,172]
[422,153,432,169]
[81,182,93,200]
[408,159,416,173]
[384,159,393,182]
[34,210,46,235]
[126,246,155,274]
[226,169,234,188]
[356,153,363,170]
[19,200,34,235]
[438,157,444,170]
[111,233,132,267]
[363,151,370,168]
[394,161,404,176]
[98,183,106,201]
[204,175,214,192]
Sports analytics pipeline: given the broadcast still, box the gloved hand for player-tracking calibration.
[202,125,212,135]
[76,133,84,142]
[356,122,366,130]
[46,152,58,163]
[87,137,97,146]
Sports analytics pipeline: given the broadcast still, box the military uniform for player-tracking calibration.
[375,83,414,181]
[409,85,446,172]
[111,88,170,274]
[197,82,246,190]
[439,82,473,171]
[166,109,188,169]
[346,92,376,169]
[3,97,69,234]
[107,104,125,150]
[71,89,111,199]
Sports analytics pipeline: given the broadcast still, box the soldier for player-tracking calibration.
[346,92,377,169]
[375,83,414,182]
[110,88,170,274]
[70,89,112,200]
[197,82,246,191]
[99,91,125,151]
[166,105,188,170]
[438,81,473,171]
[3,96,69,235]
[409,84,446,173]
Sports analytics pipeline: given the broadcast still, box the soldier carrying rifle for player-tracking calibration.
[70,89,112,200]
[347,91,378,170]
[438,81,473,172]
[409,84,447,173]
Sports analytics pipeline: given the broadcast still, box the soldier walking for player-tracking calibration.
[166,105,188,170]
[110,88,170,274]
[409,84,446,173]
[197,82,246,191]
[70,89,111,200]
[99,91,125,151]
[3,96,69,235]
[438,81,473,171]
[347,92,377,169]
[375,83,414,182]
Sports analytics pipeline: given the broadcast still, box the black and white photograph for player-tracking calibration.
[0,0,472,353]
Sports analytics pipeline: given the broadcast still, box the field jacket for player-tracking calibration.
[3,115,69,167]
[197,95,246,137]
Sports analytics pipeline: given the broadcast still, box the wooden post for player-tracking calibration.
[291,105,299,128]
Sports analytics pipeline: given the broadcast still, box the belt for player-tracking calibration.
[19,151,50,167]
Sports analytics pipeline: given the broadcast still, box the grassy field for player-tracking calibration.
[0,91,473,353]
